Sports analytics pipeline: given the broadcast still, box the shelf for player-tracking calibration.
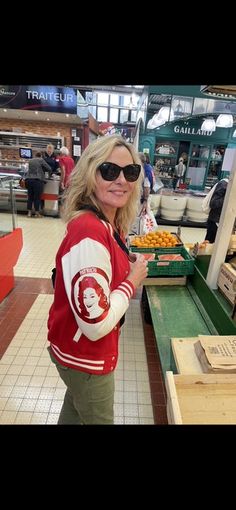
[0,132,64,150]
[156,164,174,167]
[154,154,176,157]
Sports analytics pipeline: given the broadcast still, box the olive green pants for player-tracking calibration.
[48,348,114,425]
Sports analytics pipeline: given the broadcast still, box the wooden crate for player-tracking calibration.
[217,263,236,305]
[165,371,236,424]
[171,337,203,374]
[144,276,187,286]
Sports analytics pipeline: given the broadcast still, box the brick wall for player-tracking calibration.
[0,119,83,159]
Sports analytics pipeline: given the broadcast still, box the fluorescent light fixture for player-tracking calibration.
[216,114,233,128]
[201,118,216,132]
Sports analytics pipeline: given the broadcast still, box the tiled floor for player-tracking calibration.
[0,212,207,425]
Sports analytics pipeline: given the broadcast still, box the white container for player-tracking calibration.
[186,197,208,223]
[160,195,187,221]
[149,194,161,216]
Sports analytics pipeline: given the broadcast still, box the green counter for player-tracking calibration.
[145,261,236,376]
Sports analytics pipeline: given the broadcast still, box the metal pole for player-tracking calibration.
[9,180,16,230]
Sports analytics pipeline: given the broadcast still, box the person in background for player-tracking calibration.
[59,146,75,190]
[205,178,228,243]
[144,153,155,192]
[139,152,152,214]
[173,157,186,190]
[25,151,51,217]
[47,135,148,424]
[43,144,60,174]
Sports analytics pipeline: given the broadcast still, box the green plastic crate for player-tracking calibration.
[130,233,183,253]
[132,246,195,276]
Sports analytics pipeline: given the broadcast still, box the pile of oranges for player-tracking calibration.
[131,230,179,249]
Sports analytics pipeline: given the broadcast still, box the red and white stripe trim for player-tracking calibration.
[51,343,105,371]
[117,280,134,300]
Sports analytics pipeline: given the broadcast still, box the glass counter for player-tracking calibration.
[0,175,18,237]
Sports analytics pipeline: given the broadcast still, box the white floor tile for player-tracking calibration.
[15,412,33,424]
[124,417,140,424]
[124,403,139,417]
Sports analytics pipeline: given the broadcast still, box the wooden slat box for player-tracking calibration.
[171,337,203,374]
[165,371,236,424]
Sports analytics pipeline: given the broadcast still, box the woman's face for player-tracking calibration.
[94,146,136,218]
[83,287,99,310]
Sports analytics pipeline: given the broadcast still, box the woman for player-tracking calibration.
[47,135,148,424]
[26,151,51,217]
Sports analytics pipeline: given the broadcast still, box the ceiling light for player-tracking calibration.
[3,109,7,112]
[66,114,69,117]
[147,106,174,129]
[158,106,174,122]
[201,118,216,132]
[35,111,39,115]
[215,113,233,128]
[147,115,164,129]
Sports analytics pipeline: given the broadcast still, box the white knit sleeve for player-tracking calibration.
[61,237,134,341]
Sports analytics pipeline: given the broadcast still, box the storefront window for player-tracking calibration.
[186,166,206,187]
[207,145,226,179]
[191,144,210,159]
[189,159,208,168]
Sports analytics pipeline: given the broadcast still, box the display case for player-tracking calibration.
[0,168,27,212]
[205,144,226,187]
[185,143,210,189]
[153,140,179,186]
[0,175,19,227]
[185,143,227,190]
[0,167,60,216]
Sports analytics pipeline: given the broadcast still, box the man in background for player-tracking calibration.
[173,157,186,190]
[205,178,228,243]
[43,144,60,174]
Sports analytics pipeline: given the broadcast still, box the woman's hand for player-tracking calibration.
[127,253,148,289]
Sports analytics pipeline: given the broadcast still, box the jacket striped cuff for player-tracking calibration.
[117,279,134,300]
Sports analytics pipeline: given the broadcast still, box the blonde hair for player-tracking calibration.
[62,135,143,235]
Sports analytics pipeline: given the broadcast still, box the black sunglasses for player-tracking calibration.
[98,162,141,182]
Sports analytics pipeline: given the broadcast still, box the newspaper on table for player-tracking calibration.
[194,335,236,373]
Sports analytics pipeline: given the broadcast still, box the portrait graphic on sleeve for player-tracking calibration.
[78,276,109,320]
